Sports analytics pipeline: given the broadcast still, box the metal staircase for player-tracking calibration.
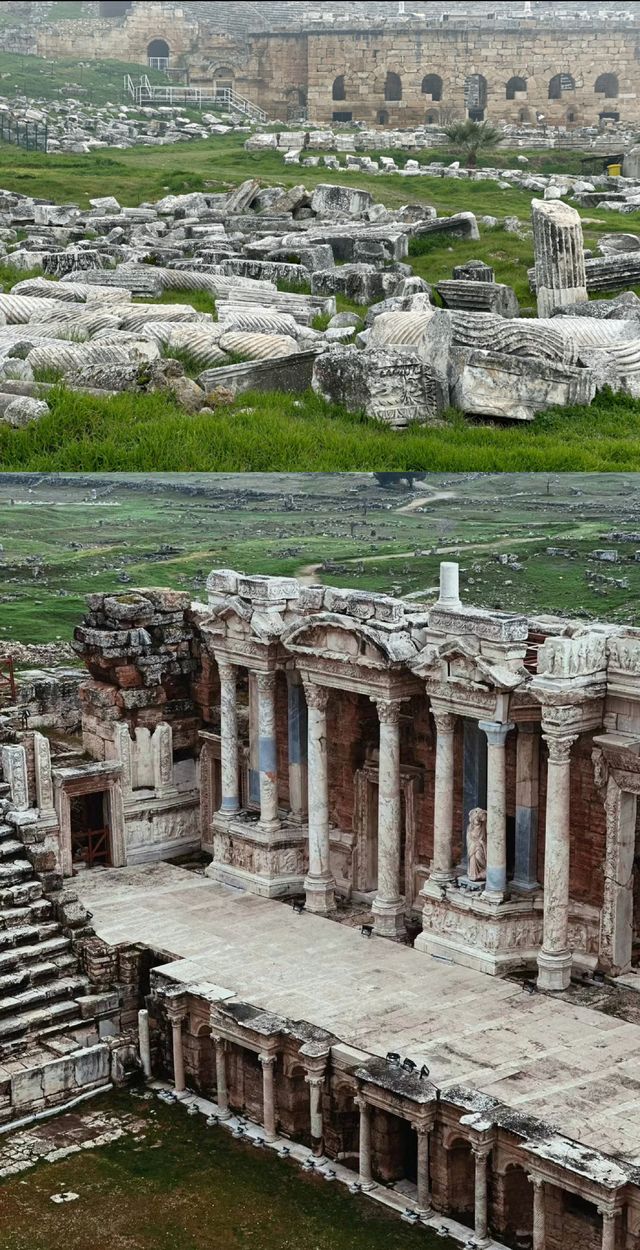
[124,75,268,122]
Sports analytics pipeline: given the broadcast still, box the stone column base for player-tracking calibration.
[372,897,406,940]
[304,874,337,915]
[537,948,572,991]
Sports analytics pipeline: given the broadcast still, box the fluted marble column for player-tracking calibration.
[255,671,280,831]
[212,1033,231,1119]
[431,708,457,885]
[303,681,336,914]
[479,721,514,902]
[259,1052,278,1142]
[537,731,578,992]
[532,197,588,317]
[218,661,240,816]
[372,698,406,939]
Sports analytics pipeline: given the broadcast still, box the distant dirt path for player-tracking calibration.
[296,534,549,585]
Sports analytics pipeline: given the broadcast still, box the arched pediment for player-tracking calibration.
[282,614,395,668]
[411,641,526,692]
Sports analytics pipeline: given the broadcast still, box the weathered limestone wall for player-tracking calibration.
[36,1,199,64]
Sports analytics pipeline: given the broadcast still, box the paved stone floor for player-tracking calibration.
[75,863,640,1167]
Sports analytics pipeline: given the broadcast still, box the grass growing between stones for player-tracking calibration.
[0,1090,457,1250]
[2,385,640,472]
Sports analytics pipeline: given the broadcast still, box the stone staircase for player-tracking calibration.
[0,813,93,1056]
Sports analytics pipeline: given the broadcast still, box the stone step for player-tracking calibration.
[0,899,52,931]
[0,975,89,1020]
[0,861,32,886]
[0,953,77,997]
[0,934,70,973]
[0,881,43,909]
[0,921,60,953]
[0,839,27,862]
[0,996,86,1043]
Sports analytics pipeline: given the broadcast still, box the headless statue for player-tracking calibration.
[466,807,487,882]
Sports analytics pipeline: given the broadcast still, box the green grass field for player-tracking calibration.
[0,1090,456,1250]
[0,108,639,470]
[2,472,639,645]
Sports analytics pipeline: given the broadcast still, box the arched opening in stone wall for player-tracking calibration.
[548,72,575,100]
[421,73,443,102]
[506,75,527,100]
[377,109,389,125]
[212,66,235,99]
[502,1165,534,1248]
[332,75,346,101]
[464,73,487,121]
[447,1138,475,1230]
[147,38,170,72]
[595,72,619,98]
[384,72,402,102]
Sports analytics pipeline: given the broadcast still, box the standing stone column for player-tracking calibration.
[479,721,514,901]
[212,1034,231,1119]
[305,1072,326,1158]
[372,698,406,939]
[255,672,280,831]
[600,1207,618,1250]
[532,198,588,317]
[138,1008,152,1079]
[514,723,540,892]
[303,681,336,915]
[472,1144,491,1248]
[530,1176,546,1250]
[259,1053,278,1142]
[430,708,457,885]
[537,731,578,992]
[287,670,308,822]
[167,1001,187,1098]
[356,1096,375,1190]
[218,661,240,816]
[415,1124,432,1213]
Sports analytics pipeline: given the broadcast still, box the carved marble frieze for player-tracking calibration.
[213,828,307,880]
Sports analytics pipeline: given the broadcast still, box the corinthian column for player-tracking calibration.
[473,1144,491,1248]
[372,698,406,939]
[479,720,514,902]
[532,197,588,317]
[537,731,578,992]
[259,1052,278,1142]
[303,681,336,914]
[255,671,280,831]
[217,661,240,816]
[430,708,457,885]
[530,1175,545,1250]
[166,1000,187,1098]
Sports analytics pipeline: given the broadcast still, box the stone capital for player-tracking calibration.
[305,1072,326,1089]
[373,697,404,724]
[472,1142,493,1161]
[166,1000,187,1026]
[431,707,457,735]
[479,720,514,747]
[259,1052,278,1069]
[255,671,277,697]
[528,1173,545,1190]
[543,732,578,764]
[210,1032,227,1049]
[217,659,237,681]
[303,681,329,712]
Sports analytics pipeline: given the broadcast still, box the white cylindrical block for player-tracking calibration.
[437,561,460,608]
[138,1008,151,1079]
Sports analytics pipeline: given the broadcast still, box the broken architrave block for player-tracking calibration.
[311,345,446,428]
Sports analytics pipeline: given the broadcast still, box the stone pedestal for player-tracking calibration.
[372,699,406,939]
[537,732,577,992]
[303,682,336,915]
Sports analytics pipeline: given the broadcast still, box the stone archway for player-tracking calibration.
[148,38,170,71]
[446,1137,475,1228]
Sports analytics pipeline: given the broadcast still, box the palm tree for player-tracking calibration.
[443,119,501,168]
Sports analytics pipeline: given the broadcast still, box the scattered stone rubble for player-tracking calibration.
[0,169,639,425]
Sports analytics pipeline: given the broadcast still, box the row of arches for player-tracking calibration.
[331,70,621,105]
